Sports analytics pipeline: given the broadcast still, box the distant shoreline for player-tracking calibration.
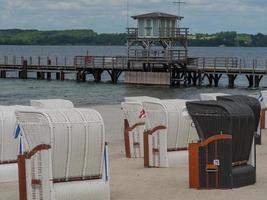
[0,44,266,48]
[0,29,266,47]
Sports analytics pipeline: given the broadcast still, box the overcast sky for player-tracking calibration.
[0,0,266,34]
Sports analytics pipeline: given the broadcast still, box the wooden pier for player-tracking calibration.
[0,55,267,88]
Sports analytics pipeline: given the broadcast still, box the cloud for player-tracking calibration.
[0,0,266,33]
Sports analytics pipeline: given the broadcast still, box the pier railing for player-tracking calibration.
[74,56,129,69]
[128,49,187,62]
[159,28,188,38]
[127,27,188,39]
[0,55,267,73]
[188,57,267,72]
[0,56,73,67]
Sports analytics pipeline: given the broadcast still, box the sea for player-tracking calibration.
[0,45,267,106]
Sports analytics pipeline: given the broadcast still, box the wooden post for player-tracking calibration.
[207,74,214,86]
[191,72,198,86]
[93,69,103,82]
[110,70,121,84]
[21,60,28,79]
[187,72,192,86]
[214,74,222,87]
[60,71,65,81]
[47,72,51,80]
[56,72,60,80]
[40,72,45,80]
[197,71,202,86]
[46,58,51,80]
[143,131,150,167]
[18,155,27,200]
[228,74,237,88]
[81,71,86,82]
[124,119,131,158]
[37,72,41,80]
[254,75,263,88]
[246,75,254,88]
[189,143,200,188]
[76,71,82,82]
[0,71,6,78]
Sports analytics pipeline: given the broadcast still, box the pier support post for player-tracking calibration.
[170,71,181,87]
[93,69,103,82]
[214,74,222,87]
[187,72,192,86]
[0,71,6,78]
[207,74,214,86]
[37,72,45,80]
[60,71,65,81]
[246,75,254,88]
[81,71,86,82]
[197,71,203,86]
[76,71,82,82]
[47,72,51,80]
[46,58,52,80]
[228,74,237,88]
[191,72,199,86]
[255,75,263,88]
[56,72,60,80]
[246,75,263,88]
[37,72,40,80]
[41,72,45,79]
[108,69,122,84]
[19,60,28,79]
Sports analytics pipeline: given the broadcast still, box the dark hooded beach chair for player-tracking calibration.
[186,100,257,189]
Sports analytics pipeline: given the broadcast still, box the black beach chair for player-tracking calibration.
[186,100,257,189]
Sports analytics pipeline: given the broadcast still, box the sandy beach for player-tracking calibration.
[1,104,267,200]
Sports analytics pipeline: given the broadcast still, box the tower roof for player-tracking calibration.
[132,12,183,20]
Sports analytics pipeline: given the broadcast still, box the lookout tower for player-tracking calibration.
[127,12,189,74]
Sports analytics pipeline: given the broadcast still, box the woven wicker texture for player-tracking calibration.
[16,108,110,200]
[30,99,74,109]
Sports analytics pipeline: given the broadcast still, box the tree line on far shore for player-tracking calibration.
[0,29,266,47]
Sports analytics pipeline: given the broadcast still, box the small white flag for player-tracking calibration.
[139,109,146,119]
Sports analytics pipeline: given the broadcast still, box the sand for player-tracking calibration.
[1,104,267,200]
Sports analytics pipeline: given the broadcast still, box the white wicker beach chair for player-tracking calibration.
[199,93,228,101]
[142,99,198,168]
[15,108,110,200]
[122,96,159,158]
[0,105,32,183]
[30,99,74,109]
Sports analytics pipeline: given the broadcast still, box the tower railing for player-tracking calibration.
[128,49,187,62]
[127,28,188,39]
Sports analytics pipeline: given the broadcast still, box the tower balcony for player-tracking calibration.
[127,27,189,40]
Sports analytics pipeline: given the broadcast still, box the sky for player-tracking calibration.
[0,0,266,34]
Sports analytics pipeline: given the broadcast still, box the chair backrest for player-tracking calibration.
[122,96,159,127]
[142,99,197,150]
[16,108,105,180]
[0,106,32,163]
[217,95,261,132]
[124,96,159,103]
[121,102,144,126]
[30,99,74,109]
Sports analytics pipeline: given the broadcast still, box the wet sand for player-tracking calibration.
[1,104,267,200]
